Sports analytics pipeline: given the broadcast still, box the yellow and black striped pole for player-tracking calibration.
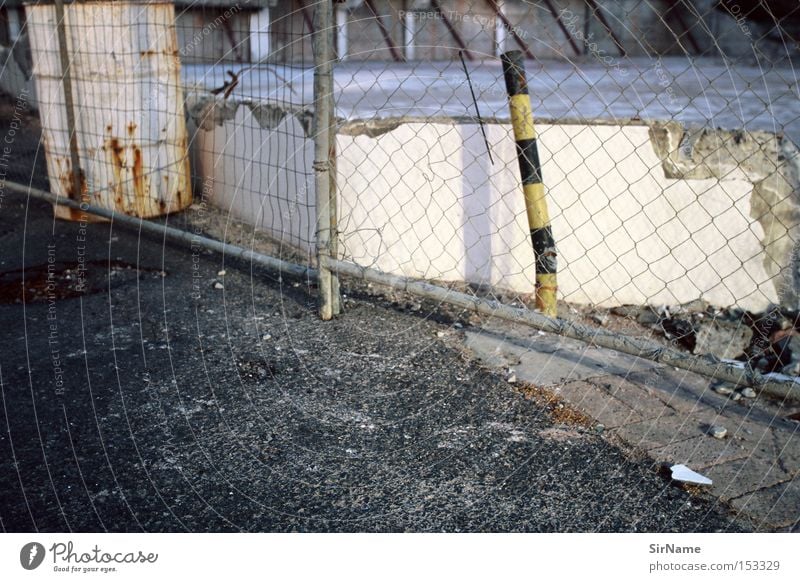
[501,50,558,317]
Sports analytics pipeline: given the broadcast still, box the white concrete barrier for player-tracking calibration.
[175,104,800,311]
[337,120,785,311]
[188,96,316,253]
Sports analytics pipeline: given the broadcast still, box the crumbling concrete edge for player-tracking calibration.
[649,121,800,309]
[185,94,315,137]
[337,115,654,138]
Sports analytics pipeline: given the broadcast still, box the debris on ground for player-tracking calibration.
[741,387,757,399]
[708,425,728,439]
[659,316,697,351]
[580,302,800,381]
[670,464,713,486]
[694,320,753,360]
[712,382,735,395]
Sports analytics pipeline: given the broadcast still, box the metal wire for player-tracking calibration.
[2,0,800,397]
[328,0,800,389]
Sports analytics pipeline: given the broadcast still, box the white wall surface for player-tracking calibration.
[337,121,773,310]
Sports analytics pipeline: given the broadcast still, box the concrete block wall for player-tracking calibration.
[185,99,800,311]
[186,96,317,253]
[337,119,795,311]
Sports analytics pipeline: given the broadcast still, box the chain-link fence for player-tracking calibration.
[1,0,800,397]
[321,0,800,397]
[1,0,315,252]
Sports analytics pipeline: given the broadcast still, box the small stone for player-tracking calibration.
[594,424,605,435]
[694,320,752,360]
[589,311,608,326]
[679,298,709,314]
[610,305,640,318]
[217,269,226,276]
[712,383,734,396]
[637,308,660,325]
[731,392,742,401]
[741,387,757,398]
[506,370,517,384]
[781,362,800,376]
[436,331,445,338]
[212,281,224,290]
[708,425,728,439]
[262,334,272,341]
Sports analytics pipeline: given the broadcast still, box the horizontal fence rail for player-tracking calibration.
[1,0,800,403]
[3,179,799,402]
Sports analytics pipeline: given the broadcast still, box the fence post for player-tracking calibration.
[313,0,337,319]
[501,50,558,317]
[53,0,85,220]
[329,103,342,316]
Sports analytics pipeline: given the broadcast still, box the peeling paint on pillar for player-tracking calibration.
[27,1,193,220]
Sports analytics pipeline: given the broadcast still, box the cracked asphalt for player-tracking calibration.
[0,193,748,532]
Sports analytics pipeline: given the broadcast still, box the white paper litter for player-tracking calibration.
[670,464,713,486]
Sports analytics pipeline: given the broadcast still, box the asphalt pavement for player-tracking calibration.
[0,193,747,532]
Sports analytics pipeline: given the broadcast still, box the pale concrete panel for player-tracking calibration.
[337,120,775,310]
[191,103,316,252]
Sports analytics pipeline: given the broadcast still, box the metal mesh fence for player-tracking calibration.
[326,0,800,386]
[1,0,315,253]
[1,0,800,392]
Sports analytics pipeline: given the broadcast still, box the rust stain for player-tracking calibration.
[127,122,137,136]
[106,137,125,212]
[108,138,125,168]
[140,50,157,57]
[54,161,94,222]
[132,146,147,216]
